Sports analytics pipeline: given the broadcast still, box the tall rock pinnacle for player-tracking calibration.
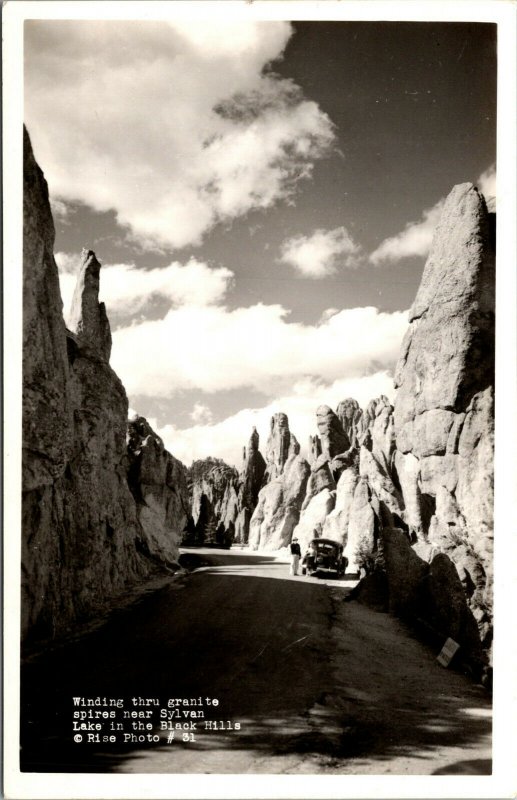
[68,248,112,360]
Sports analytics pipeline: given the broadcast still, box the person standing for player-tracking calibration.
[290,537,301,576]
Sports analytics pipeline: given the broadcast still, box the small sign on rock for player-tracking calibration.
[437,637,460,667]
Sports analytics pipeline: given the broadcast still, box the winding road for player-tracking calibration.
[20,548,491,774]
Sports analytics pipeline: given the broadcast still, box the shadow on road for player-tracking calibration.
[20,552,491,774]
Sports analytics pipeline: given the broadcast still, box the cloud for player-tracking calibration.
[56,254,234,324]
[369,165,496,266]
[147,371,397,467]
[279,227,361,277]
[55,251,78,274]
[111,303,408,398]
[25,20,334,251]
[49,197,75,222]
[369,200,445,266]
[477,163,496,199]
[190,403,213,425]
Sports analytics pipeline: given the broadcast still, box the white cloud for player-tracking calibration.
[190,403,213,425]
[149,371,397,467]
[369,200,445,266]
[55,251,78,274]
[25,20,334,251]
[477,163,496,199]
[50,197,75,221]
[56,254,234,324]
[279,226,361,277]
[111,303,408,398]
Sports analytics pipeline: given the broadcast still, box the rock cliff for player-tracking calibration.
[249,415,310,550]
[22,128,186,646]
[288,182,495,669]
[187,458,240,546]
[127,416,189,565]
[235,428,266,543]
[263,413,299,483]
[391,182,495,655]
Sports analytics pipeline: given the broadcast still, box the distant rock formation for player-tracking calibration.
[336,398,363,445]
[235,428,266,543]
[22,128,186,646]
[249,415,310,550]
[263,412,299,482]
[187,458,239,547]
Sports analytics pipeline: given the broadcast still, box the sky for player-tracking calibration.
[24,18,497,468]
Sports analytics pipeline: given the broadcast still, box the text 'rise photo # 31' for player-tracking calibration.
[3,2,517,799]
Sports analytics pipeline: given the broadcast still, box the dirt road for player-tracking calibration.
[20,548,491,774]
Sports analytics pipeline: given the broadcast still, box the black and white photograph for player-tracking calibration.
[3,1,516,797]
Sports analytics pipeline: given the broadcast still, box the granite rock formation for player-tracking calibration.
[235,428,266,543]
[68,249,112,361]
[127,416,189,565]
[291,488,336,551]
[322,466,360,544]
[263,413,299,483]
[188,458,239,547]
[249,415,310,550]
[22,128,186,646]
[336,398,363,446]
[391,182,495,654]
[288,183,495,666]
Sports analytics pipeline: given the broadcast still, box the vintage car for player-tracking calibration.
[301,538,347,578]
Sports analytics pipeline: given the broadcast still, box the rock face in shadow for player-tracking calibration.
[127,416,189,565]
[235,428,266,544]
[22,129,187,646]
[382,529,484,666]
[23,127,73,493]
[249,416,310,550]
[188,458,239,547]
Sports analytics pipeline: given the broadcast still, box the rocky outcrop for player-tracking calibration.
[322,465,360,544]
[23,128,72,493]
[249,426,310,550]
[296,397,397,569]
[392,182,495,653]
[235,428,266,543]
[302,406,351,511]
[345,478,378,572]
[188,458,239,546]
[317,404,350,459]
[286,182,495,668]
[68,249,112,361]
[291,488,336,551]
[336,398,363,445]
[127,416,189,565]
[381,529,484,666]
[22,129,187,646]
[263,413,299,482]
